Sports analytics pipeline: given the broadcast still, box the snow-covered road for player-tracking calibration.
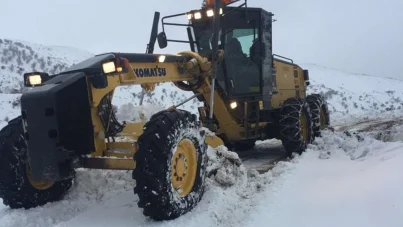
[2,119,403,227]
[244,131,403,227]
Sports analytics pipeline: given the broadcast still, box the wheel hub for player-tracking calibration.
[300,113,309,143]
[26,164,54,190]
[171,139,197,197]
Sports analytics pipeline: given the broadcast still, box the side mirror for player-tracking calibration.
[157,32,168,49]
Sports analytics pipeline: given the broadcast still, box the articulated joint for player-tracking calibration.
[178,51,211,73]
[185,58,199,71]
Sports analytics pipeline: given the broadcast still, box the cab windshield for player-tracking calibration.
[191,9,262,97]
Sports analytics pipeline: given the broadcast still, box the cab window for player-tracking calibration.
[222,13,261,96]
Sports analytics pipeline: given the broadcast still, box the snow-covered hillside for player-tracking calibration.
[304,63,403,123]
[0,38,93,93]
[0,38,93,127]
[1,38,403,125]
[2,38,403,128]
[0,38,203,128]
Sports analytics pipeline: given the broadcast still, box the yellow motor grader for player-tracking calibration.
[0,0,329,221]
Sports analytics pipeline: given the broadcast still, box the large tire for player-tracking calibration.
[0,117,74,209]
[133,109,208,221]
[279,98,314,156]
[306,94,330,137]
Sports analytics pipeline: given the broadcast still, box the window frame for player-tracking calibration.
[219,9,263,99]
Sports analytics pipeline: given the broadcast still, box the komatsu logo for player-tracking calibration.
[134,67,167,77]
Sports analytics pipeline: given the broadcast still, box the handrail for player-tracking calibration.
[273,54,293,63]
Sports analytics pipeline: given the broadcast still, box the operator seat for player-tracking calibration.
[224,38,250,94]
[247,39,262,90]
[225,38,244,57]
[250,39,260,64]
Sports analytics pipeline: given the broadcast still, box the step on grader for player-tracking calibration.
[0,0,330,221]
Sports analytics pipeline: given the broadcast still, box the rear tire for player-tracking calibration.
[0,117,74,209]
[278,98,314,156]
[133,109,208,221]
[306,94,330,137]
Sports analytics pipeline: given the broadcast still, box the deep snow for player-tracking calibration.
[2,127,403,227]
[244,131,403,227]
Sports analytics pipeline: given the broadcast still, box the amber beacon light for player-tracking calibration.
[204,0,237,6]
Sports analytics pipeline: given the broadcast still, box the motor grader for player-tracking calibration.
[0,0,329,221]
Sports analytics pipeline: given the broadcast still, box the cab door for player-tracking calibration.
[220,9,263,99]
[260,10,275,110]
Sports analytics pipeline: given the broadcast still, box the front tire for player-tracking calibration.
[278,98,314,156]
[0,117,74,209]
[133,109,208,221]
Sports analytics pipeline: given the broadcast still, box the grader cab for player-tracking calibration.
[0,0,330,221]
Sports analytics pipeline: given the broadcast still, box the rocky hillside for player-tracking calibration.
[0,38,92,127]
[0,38,93,94]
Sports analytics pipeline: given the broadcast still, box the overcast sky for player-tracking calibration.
[1,0,402,78]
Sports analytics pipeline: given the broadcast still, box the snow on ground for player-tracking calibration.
[0,169,134,227]
[55,146,267,227]
[244,130,403,227]
[2,126,403,227]
[0,145,269,227]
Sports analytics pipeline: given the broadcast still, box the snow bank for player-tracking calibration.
[244,130,403,227]
[49,146,276,227]
[0,143,271,227]
[382,125,403,142]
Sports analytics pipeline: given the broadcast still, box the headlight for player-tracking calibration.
[194,12,202,19]
[102,61,116,74]
[23,72,49,87]
[101,57,129,74]
[206,8,223,17]
[207,9,214,17]
[230,101,237,109]
[158,55,166,63]
[28,75,42,86]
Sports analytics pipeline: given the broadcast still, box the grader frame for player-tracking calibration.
[80,51,222,171]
